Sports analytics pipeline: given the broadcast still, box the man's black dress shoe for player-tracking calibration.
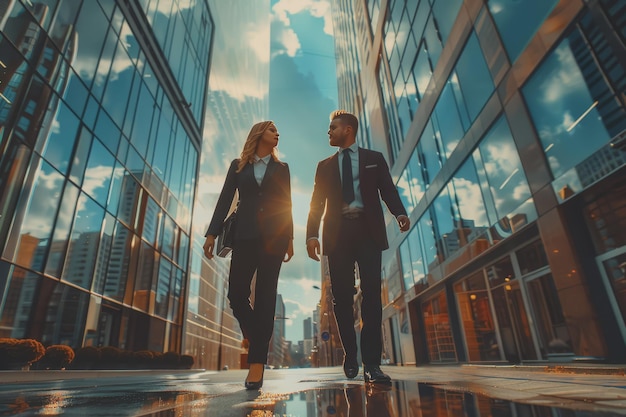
[364,365,391,384]
[343,360,359,379]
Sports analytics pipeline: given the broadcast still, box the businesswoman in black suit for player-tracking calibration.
[203,121,294,389]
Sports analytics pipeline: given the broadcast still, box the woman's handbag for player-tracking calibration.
[216,210,237,257]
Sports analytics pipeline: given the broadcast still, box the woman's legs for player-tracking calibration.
[227,238,285,364]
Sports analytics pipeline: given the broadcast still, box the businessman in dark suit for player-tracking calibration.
[306,110,410,384]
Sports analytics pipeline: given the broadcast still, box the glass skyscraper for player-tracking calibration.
[331,0,626,364]
[0,0,213,353]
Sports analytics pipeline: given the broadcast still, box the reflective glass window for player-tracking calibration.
[432,186,457,261]
[523,36,614,180]
[476,117,535,235]
[142,196,161,246]
[48,0,81,53]
[6,159,63,272]
[92,213,115,294]
[155,258,172,319]
[169,267,183,322]
[418,121,443,184]
[161,214,176,260]
[83,138,115,207]
[488,0,558,62]
[433,82,464,159]
[413,42,432,100]
[431,0,463,44]
[94,109,121,154]
[41,283,89,347]
[455,32,494,122]
[178,231,190,270]
[400,240,413,291]
[73,1,109,86]
[450,158,491,249]
[419,210,440,275]
[134,241,157,312]
[397,169,414,213]
[44,181,79,278]
[41,101,80,175]
[69,127,93,186]
[63,71,89,116]
[91,28,118,101]
[424,15,443,70]
[102,39,135,129]
[62,193,104,290]
[116,172,142,229]
[131,82,155,156]
[103,221,134,301]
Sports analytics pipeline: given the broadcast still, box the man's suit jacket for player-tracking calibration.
[207,158,293,253]
[306,148,407,253]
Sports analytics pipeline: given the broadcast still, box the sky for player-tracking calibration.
[268,0,339,343]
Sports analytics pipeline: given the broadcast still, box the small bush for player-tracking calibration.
[161,351,181,369]
[35,345,75,370]
[0,338,45,369]
[68,346,100,370]
[180,354,194,369]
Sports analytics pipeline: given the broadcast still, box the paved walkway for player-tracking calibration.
[1,364,625,416]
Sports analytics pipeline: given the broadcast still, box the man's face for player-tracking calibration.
[328,118,350,148]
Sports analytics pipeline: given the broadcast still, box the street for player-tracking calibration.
[1,365,626,416]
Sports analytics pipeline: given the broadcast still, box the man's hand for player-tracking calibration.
[306,238,321,261]
[203,235,215,259]
[284,240,294,262]
[397,215,410,232]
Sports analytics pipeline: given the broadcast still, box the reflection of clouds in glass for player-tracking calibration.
[453,177,488,226]
[541,44,583,104]
[482,141,518,180]
[82,165,113,198]
[24,171,65,238]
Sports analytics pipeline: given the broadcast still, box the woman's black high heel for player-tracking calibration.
[245,363,264,390]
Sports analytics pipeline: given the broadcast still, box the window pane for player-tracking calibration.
[83,139,115,206]
[477,117,533,225]
[45,181,79,278]
[62,193,104,290]
[522,37,614,180]
[7,159,63,272]
[418,121,442,184]
[455,33,494,122]
[488,0,558,62]
[42,101,80,175]
[433,81,464,158]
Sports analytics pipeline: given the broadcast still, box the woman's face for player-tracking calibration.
[259,123,280,148]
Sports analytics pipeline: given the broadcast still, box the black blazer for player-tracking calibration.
[306,148,407,253]
[207,158,293,253]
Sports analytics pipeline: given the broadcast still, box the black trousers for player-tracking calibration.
[327,216,383,366]
[228,238,284,364]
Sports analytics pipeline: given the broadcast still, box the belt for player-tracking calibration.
[342,211,363,220]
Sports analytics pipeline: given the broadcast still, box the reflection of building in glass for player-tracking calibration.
[0,1,214,358]
[331,0,626,365]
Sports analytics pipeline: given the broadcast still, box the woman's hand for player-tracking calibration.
[283,239,294,262]
[203,235,216,259]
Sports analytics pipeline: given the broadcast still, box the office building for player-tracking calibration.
[0,0,213,354]
[330,0,626,364]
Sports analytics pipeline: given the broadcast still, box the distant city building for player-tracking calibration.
[330,0,626,365]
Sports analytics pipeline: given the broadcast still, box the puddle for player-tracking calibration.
[1,380,624,416]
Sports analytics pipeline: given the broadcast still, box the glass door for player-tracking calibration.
[596,246,626,344]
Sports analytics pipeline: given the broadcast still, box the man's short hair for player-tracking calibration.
[330,110,358,134]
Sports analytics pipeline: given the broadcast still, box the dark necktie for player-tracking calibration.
[342,149,355,203]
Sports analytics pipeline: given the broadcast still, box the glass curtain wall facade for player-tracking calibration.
[331,0,626,365]
[0,0,213,354]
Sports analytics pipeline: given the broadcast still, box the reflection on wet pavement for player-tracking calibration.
[2,379,625,416]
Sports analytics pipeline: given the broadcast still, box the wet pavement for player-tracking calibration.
[1,364,626,416]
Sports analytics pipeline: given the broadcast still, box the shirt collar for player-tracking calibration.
[339,143,358,154]
[254,154,271,164]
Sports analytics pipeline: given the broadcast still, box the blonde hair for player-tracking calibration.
[237,121,280,173]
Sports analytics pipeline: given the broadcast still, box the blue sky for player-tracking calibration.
[269,0,338,343]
